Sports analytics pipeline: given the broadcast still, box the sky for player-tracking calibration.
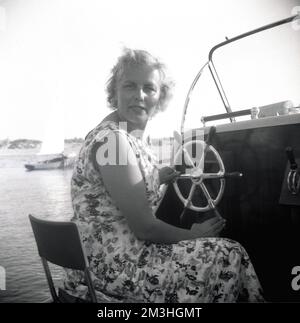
[0,0,299,140]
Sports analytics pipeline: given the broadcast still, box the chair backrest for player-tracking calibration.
[29,214,97,303]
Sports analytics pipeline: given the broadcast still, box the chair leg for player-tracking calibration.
[84,268,97,303]
[41,258,60,303]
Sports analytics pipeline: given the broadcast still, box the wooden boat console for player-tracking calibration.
[157,113,300,301]
[158,13,300,301]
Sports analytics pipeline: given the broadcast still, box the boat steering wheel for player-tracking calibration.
[171,127,242,220]
[173,138,225,213]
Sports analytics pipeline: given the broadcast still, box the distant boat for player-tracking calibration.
[24,109,75,171]
[24,154,67,171]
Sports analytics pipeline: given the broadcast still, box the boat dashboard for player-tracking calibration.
[157,12,300,301]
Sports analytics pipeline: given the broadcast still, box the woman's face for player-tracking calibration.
[115,64,161,130]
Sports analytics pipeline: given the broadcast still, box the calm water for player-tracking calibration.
[0,154,74,303]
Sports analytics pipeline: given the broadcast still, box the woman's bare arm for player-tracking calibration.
[94,132,225,244]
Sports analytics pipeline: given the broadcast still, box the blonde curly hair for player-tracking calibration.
[106,48,174,115]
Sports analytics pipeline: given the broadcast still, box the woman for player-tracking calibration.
[64,48,264,302]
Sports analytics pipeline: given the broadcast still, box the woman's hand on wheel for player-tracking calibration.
[190,216,226,238]
[158,166,180,185]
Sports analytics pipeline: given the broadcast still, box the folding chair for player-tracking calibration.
[28,214,97,303]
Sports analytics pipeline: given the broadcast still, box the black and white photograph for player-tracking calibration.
[0,0,300,311]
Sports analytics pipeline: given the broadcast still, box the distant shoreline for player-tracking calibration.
[0,138,84,150]
[0,137,173,150]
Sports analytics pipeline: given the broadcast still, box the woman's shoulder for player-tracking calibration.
[85,120,119,143]
[86,119,133,154]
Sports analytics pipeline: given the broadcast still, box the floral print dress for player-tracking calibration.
[63,120,264,303]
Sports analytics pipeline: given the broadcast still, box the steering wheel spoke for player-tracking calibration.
[202,171,225,180]
[182,147,196,168]
[183,183,197,208]
[199,182,215,209]
[196,143,206,170]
